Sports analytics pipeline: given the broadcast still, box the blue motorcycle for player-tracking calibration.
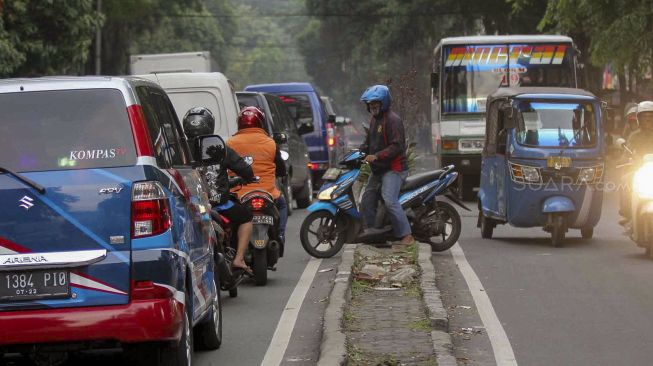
[300,150,470,258]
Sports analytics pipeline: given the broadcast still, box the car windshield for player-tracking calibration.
[515,100,598,148]
[0,89,137,172]
[278,94,314,125]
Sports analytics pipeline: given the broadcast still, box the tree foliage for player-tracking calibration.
[0,0,102,77]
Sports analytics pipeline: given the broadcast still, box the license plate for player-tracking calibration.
[0,269,70,302]
[547,156,572,169]
[322,168,341,181]
[252,215,274,225]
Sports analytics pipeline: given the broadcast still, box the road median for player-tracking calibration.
[318,243,456,365]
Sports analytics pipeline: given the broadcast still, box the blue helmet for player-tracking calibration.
[360,85,392,112]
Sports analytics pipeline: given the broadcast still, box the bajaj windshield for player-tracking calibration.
[442,44,575,113]
[516,100,597,148]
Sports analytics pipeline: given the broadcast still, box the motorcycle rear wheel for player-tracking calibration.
[424,201,461,252]
[300,210,346,258]
[253,249,268,286]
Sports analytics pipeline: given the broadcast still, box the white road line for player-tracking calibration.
[261,257,323,366]
[451,243,518,366]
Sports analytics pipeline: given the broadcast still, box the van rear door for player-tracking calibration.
[0,89,137,309]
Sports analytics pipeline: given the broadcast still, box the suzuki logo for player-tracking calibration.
[19,196,34,210]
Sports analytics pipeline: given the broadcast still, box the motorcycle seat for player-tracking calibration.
[401,170,445,192]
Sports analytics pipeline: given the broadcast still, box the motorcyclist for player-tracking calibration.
[359,85,415,245]
[619,101,653,228]
[227,106,289,243]
[183,107,255,273]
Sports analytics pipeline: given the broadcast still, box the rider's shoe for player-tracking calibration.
[619,217,630,226]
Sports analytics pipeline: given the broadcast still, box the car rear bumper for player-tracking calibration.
[0,298,184,346]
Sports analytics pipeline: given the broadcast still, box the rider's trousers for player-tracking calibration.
[362,170,411,238]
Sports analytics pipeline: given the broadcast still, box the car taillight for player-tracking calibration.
[127,105,155,157]
[131,181,171,238]
[327,122,336,148]
[131,280,174,300]
[308,162,329,171]
[251,198,266,211]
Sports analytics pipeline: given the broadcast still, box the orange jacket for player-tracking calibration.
[227,128,281,199]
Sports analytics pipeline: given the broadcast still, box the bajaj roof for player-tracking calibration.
[244,82,316,93]
[487,87,597,105]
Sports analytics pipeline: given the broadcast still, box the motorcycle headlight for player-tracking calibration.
[318,185,337,200]
[634,164,653,198]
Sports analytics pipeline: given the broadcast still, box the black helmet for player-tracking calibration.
[183,107,215,138]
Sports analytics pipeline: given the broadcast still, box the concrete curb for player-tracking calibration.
[418,243,458,366]
[317,244,356,366]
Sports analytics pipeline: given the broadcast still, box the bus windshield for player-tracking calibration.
[442,44,575,114]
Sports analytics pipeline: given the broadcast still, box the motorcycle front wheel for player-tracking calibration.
[424,200,462,252]
[300,210,346,258]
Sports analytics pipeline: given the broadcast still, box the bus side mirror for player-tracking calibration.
[430,72,439,89]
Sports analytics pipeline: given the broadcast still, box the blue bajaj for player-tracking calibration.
[478,87,605,247]
[300,151,469,258]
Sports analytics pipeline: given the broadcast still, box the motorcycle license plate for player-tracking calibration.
[322,168,341,181]
[547,156,572,169]
[253,215,274,225]
[0,269,70,302]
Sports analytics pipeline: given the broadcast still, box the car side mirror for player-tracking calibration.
[195,135,226,166]
[274,132,288,144]
[297,121,314,135]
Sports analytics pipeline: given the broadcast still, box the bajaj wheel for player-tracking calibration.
[480,213,494,239]
[581,227,593,239]
[253,249,268,286]
[426,201,461,252]
[551,215,565,248]
[194,276,222,350]
[300,210,346,258]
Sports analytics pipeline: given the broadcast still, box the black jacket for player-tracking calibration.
[203,146,254,205]
[359,109,408,173]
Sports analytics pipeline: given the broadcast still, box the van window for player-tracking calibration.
[237,94,261,110]
[167,90,222,132]
[278,94,314,125]
[269,97,296,133]
[0,89,137,172]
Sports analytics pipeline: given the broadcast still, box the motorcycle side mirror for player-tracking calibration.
[196,135,226,166]
[615,137,626,147]
[273,132,288,144]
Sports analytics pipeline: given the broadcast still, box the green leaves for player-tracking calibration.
[0,0,102,77]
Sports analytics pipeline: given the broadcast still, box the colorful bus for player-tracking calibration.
[430,35,579,199]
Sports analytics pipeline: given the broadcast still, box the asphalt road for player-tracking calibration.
[436,165,653,365]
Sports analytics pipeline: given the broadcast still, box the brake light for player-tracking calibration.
[127,105,155,157]
[327,122,336,148]
[131,181,171,238]
[308,162,329,171]
[131,280,174,300]
[251,198,266,211]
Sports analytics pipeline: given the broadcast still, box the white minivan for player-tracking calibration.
[135,72,240,137]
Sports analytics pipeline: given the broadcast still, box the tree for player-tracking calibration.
[0,0,102,77]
